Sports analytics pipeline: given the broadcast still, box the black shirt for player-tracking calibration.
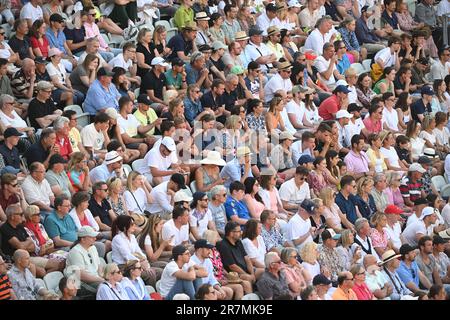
[140,70,167,101]
[0,222,29,257]
[8,36,31,60]
[64,27,86,54]
[88,198,113,227]
[27,97,58,130]
[200,91,224,111]
[136,43,153,78]
[222,89,238,111]
[410,98,431,123]
[24,141,49,167]
[167,34,194,62]
[0,143,20,169]
[395,145,411,164]
[216,238,248,273]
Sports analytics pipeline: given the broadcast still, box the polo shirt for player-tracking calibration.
[55,135,73,160]
[173,5,194,29]
[224,195,251,221]
[256,271,291,300]
[66,243,100,277]
[332,287,358,300]
[88,198,113,227]
[216,238,248,272]
[167,34,194,62]
[221,89,238,111]
[27,97,58,130]
[45,28,67,54]
[140,70,167,101]
[335,192,358,224]
[84,79,120,115]
[344,150,370,174]
[164,69,183,90]
[161,219,189,246]
[0,222,29,256]
[8,36,32,60]
[399,177,422,203]
[264,73,293,103]
[24,142,50,167]
[200,91,224,111]
[44,211,78,243]
[133,108,158,136]
[411,98,431,122]
[279,178,311,205]
[0,143,20,169]
[318,94,340,121]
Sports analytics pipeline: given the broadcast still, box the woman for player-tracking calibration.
[69,53,99,95]
[241,219,266,270]
[428,284,447,300]
[370,212,393,257]
[433,80,450,113]
[124,171,153,216]
[209,13,226,45]
[237,6,255,35]
[151,25,171,60]
[300,242,320,281]
[29,19,50,58]
[46,48,84,106]
[403,121,424,163]
[96,263,129,300]
[395,92,412,131]
[309,198,326,243]
[111,215,158,287]
[137,214,172,266]
[269,131,296,180]
[136,28,153,78]
[246,98,266,132]
[259,171,290,221]
[373,66,396,95]
[380,130,408,171]
[112,67,135,100]
[280,29,299,63]
[195,151,225,193]
[280,247,309,299]
[366,133,388,174]
[382,92,400,133]
[67,152,91,192]
[419,114,438,150]
[243,177,265,220]
[303,90,320,125]
[195,284,218,300]
[203,230,250,299]
[384,171,410,210]
[68,191,100,232]
[107,177,129,218]
[336,230,361,270]
[307,157,332,198]
[265,96,286,137]
[162,98,191,131]
[325,150,340,189]
[0,27,18,65]
[320,187,355,233]
[350,264,374,300]
[354,176,377,220]
[300,286,319,300]
[433,112,450,155]
[121,260,151,300]
[356,72,377,110]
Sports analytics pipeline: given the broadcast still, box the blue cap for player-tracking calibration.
[421,86,434,96]
[334,85,351,94]
[300,199,316,214]
[298,154,315,165]
[0,166,20,175]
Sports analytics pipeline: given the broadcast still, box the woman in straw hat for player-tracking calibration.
[194,150,226,193]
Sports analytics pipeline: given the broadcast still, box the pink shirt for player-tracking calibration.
[370,228,388,249]
[352,282,374,300]
[384,187,405,208]
[84,22,108,51]
[363,117,382,135]
[344,150,370,174]
[268,189,279,215]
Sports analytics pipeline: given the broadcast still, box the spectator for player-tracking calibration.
[67,152,91,193]
[279,166,311,213]
[189,191,216,241]
[69,53,99,95]
[349,264,374,300]
[0,255,15,300]
[22,162,54,216]
[161,205,190,249]
[260,210,291,254]
[318,228,345,282]
[221,4,241,44]
[0,128,23,169]
[379,249,414,299]
[399,163,426,207]
[411,86,434,123]
[371,173,389,213]
[9,19,34,61]
[167,22,198,62]
[304,16,334,55]
[355,6,385,56]
[318,85,350,121]
[27,81,62,130]
[286,199,317,251]
[415,235,444,294]
[372,37,401,82]
[332,271,358,300]
[137,214,172,266]
[245,26,276,75]
[58,276,78,301]
[80,113,111,162]
[46,154,73,198]
[89,151,123,184]
[256,251,292,300]
[352,217,381,262]
[96,263,129,300]
[145,172,186,217]
[121,260,151,300]
[430,48,450,81]
[402,206,437,246]
[397,243,429,295]
[344,134,372,180]
[83,67,120,116]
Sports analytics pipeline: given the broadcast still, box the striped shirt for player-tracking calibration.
[399,177,422,202]
[0,274,12,300]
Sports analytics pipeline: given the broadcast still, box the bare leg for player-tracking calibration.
[137,143,148,158]
[225,283,244,300]
[98,18,124,35]
[45,259,65,272]
[61,91,74,106]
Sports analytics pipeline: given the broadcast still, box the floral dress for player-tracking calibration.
[370,228,388,250]
[209,247,225,284]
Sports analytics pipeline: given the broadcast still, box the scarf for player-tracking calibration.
[24,221,46,246]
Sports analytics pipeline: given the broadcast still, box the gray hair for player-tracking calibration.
[316,15,332,28]
[86,37,99,45]
[13,249,29,264]
[225,74,238,83]
[103,263,119,280]
[322,42,334,53]
[355,218,369,233]
[264,252,280,268]
[211,185,227,200]
[5,203,22,219]
[373,173,386,184]
[280,247,297,264]
[0,94,14,108]
[190,51,204,65]
[53,116,70,131]
[363,254,376,268]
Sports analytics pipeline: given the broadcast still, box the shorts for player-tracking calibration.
[126,142,142,150]
[30,256,48,269]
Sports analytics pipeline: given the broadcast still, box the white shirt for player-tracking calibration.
[147,181,173,214]
[286,213,312,251]
[138,147,174,177]
[46,62,67,85]
[433,127,450,148]
[189,208,213,238]
[124,188,149,214]
[111,232,145,265]
[117,114,141,138]
[96,282,129,300]
[344,118,365,148]
[374,47,396,68]
[242,236,267,266]
[264,73,293,103]
[286,99,305,127]
[382,107,399,132]
[0,110,28,137]
[351,235,380,263]
[402,220,427,246]
[20,2,43,24]
[314,56,337,88]
[347,85,358,104]
[445,154,450,183]
[245,41,273,73]
[65,243,100,277]
[279,178,311,205]
[81,123,104,150]
[380,146,400,168]
[190,254,219,286]
[442,203,450,228]
[291,140,303,165]
[22,176,54,206]
[109,53,133,71]
[304,29,333,55]
[384,223,402,250]
[68,208,99,231]
[256,13,276,36]
[159,260,194,297]
[161,218,189,246]
[280,107,297,135]
[437,0,450,16]
[0,41,12,60]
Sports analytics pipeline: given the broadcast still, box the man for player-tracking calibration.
[133,94,162,138]
[384,204,403,252]
[256,252,292,300]
[400,163,426,207]
[380,249,415,299]
[58,277,78,301]
[287,86,315,132]
[46,154,73,198]
[363,254,394,300]
[190,239,233,300]
[397,243,431,294]
[89,151,123,184]
[411,57,430,90]
[430,47,450,81]
[355,6,386,55]
[313,122,333,158]
[351,217,380,261]
[161,205,190,249]
[235,31,251,69]
[65,226,105,299]
[88,182,115,231]
[373,36,401,79]
[279,167,311,212]
[216,221,258,286]
[27,81,62,130]
[23,128,57,168]
[165,58,187,93]
[208,185,227,237]
[393,67,415,96]
[168,22,198,62]
[291,131,315,164]
[50,116,72,161]
[244,61,264,100]
[222,41,244,75]
[84,67,120,116]
[406,197,429,227]
[332,271,358,300]
[141,57,169,112]
[431,235,450,283]
[43,194,78,249]
[0,173,28,212]
[244,26,277,75]
[260,210,291,253]
[224,181,251,226]
[314,43,344,91]
[0,128,22,169]
[410,86,434,123]
[222,73,246,111]
[343,104,365,147]
[415,235,446,294]
[0,59,15,97]
[298,0,321,29]
[21,162,55,216]
[9,19,34,62]
[335,109,352,151]
[402,206,437,246]
[335,175,358,224]
[45,13,76,72]
[264,61,293,103]
[147,173,186,217]
[77,37,109,69]
[0,255,16,300]
[219,146,253,189]
[109,42,140,87]
[80,112,111,161]
[200,78,227,123]
[286,199,317,251]
[318,85,350,121]
[189,192,216,241]
[221,4,242,44]
[194,12,212,46]
[20,0,43,28]
[8,249,50,300]
[318,229,345,282]
[313,274,333,300]
[256,3,277,36]
[415,0,443,48]
[371,173,389,212]
[304,16,334,55]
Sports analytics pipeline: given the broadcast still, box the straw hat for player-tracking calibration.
[226,272,242,284]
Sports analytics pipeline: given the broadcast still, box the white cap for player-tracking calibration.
[104,151,123,165]
[419,206,436,220]
[336,110,353,119]
[161,137,176,152]
[173,190,193,203]
[77,226,99,238]
[288,0,301,7]
[408,163,426,174]
[105,107,118,120]
[151,57,169,67]
[335,79,349,87]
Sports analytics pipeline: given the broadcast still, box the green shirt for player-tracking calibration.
[164,69,183,90]
[174,5,194,30]
[44,212,78,243]
[133,108,158,135]
[373,79,394,95]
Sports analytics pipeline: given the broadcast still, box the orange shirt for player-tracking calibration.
[332,287,358,300]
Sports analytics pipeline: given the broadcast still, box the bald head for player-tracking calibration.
[363,254,377,268]
[22,58,36,75]
[13,249,29,264]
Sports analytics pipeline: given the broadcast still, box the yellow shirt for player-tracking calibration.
[266,41,284,60]
[133,108,158,136]
[68,127,81,152]
[366,148,388,172]
[332,287,358,300]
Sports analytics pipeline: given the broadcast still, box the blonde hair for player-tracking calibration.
[319,187,334,207]
[103,263,119,280]
[164,90,179,104]
[370,212,386,227]
[312,198,323,209]
[67,152,86,172]
[24,205,40,220]
[126,171,141,191]
[225,115,241,130]
[340,229,353,247]
[300,242,318,264]
[107,177,122,196]
[356,176,374,196]
[386,171,401,186]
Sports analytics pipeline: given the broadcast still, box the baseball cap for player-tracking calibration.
[48,47,63,57]
[104,151,123,165]
[399,244,416,256]
[298,154,315,165]
[266,3,277,11]
[170,173,187,189]
[151,57,169,67]
[230,65,245,75]
[4,127,22,139]
[322,228,341,241]
[248,26,263,37]
[408,163,426,173]
[49,13,65,23]
[312,274,332,286]
[97,67,114,77]
[333,85,351,94]
[171,57,185,67]
[384,204,404,215]
[421,86,434,96]
[194,239,214,250]
[361,5,369,13]
[137,94,152,105]
[212,41,227,51]
[77,226,99,238]
[161,137,176,152]
[35,56,49,65]
[300,199,316,214]
[413,197,428,206]
[433,235,448,245]
[0,166,20,175]
[173,190,193,203]
[288,0,301,7]
[419,206,436,220]
[49,154,68,166]
[336,110,353,119]
[105,107,118,120]
[418,156,432,165]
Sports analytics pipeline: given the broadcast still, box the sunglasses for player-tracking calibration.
[0,32,5,35]
[132,266,143,270]
[10,183,18,187]
[112,270,122,275]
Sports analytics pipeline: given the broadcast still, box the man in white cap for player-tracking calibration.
[89,150,124,184]
[335,109,353,151]
[137,136,186,186]
[140,57,170,113]
[401,206,438,246]
[220,146,253,189]
[173,190,193,210]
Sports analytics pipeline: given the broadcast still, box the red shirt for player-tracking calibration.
[56,135,73,160]
[363,117,382,135]
[30,36,50,58]
[352,282,374,300]
[318,95,340,120]
[79,214,90,227]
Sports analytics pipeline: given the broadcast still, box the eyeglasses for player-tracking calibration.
[240,110,245,113]
[357,271,365,275]
[101,188,109,192]
[132,266,143,270]
[201,198,209,202]
[0,32,5,35]
[289,254,297,258]
[345,277,354,281]
[88,13,96,16]
[232,229,242,233]
[194,90,201,93]
[112,270,122,275]
[283,70,292,74]
[298,177,305,181]
[14,212,24,216]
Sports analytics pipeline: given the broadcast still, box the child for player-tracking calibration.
[394,135,412,168]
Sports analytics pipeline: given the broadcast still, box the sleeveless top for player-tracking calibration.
[107,196,127,216]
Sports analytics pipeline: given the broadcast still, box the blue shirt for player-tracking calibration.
[84,79,120,115]
[336,54,351,75]
[43,211,78,243]
[335,192,358,224]
[397,260,420,288]
[219,158,253,189]
[183,96,203,125]
[224,195,250,221]
[46,28,68,54]
[185,63,200,86]
[355,17,380,45]
[338,27,360,52]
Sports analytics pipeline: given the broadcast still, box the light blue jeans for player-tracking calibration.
[166,278,202,300]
